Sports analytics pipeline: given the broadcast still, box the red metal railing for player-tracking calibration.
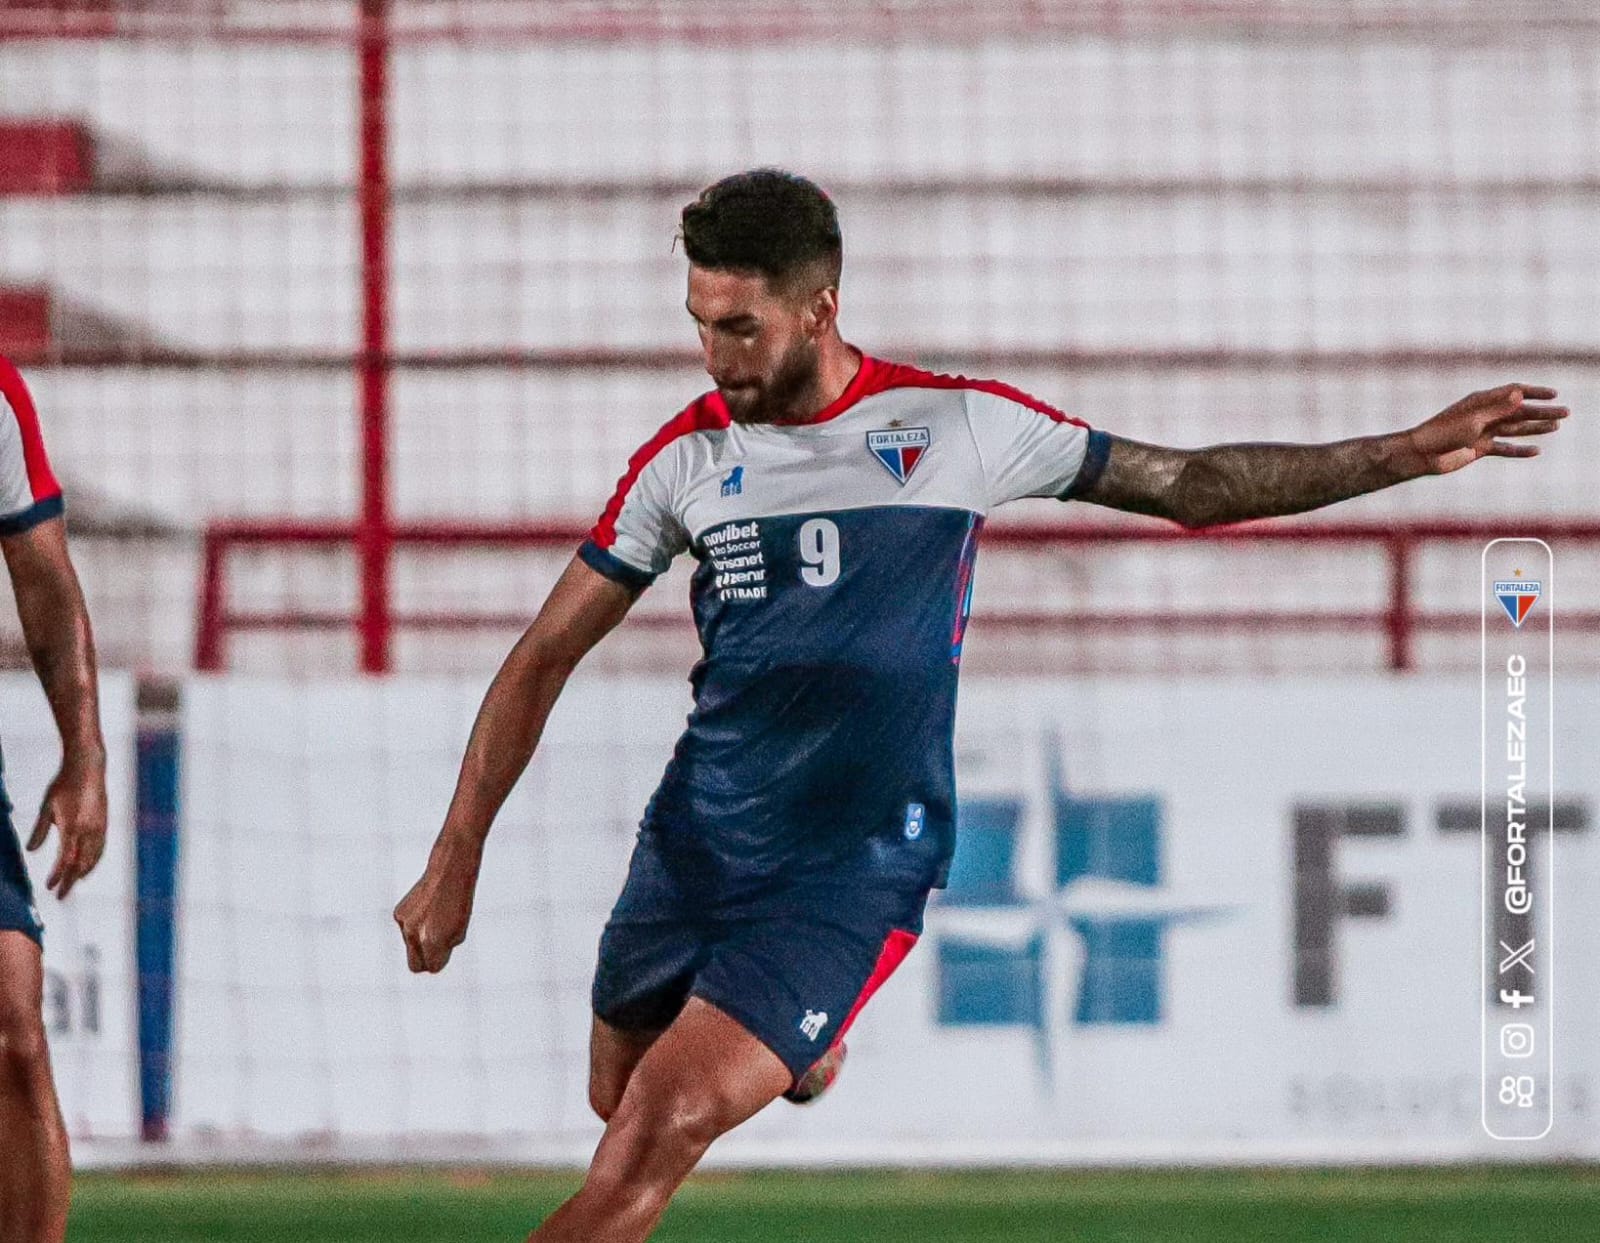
[5,2,1598,44]
[194,518,1600,674]
[12,3,1597,674]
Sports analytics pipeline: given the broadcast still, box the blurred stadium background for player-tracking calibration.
[3,0,1599,1238]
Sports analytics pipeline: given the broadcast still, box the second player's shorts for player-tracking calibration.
[0,769,43,948]
[592,833,927,1084]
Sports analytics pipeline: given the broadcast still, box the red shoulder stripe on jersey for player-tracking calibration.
[0,355,61,503]
[796,352,890,424]
[589,392,730,550]
[867,357,1091,429]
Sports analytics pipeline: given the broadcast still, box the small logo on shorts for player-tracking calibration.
[904,802,926,841]
[800,1009,829,1042]
[720,465,744,497]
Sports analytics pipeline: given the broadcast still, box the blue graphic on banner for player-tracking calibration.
[933,739,1228,1084]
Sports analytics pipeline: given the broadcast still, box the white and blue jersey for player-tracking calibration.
[579,354,1109,899]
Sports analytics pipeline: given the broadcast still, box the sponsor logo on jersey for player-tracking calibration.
[703,519,768,601]
[867,426,931,484]
[1494,576,1542,627]
[720,465,744,497]
[799,1009,829,1041]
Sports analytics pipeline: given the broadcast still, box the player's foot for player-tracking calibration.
[783,1041,846,1104]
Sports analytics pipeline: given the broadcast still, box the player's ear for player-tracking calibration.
[805,285,839,339]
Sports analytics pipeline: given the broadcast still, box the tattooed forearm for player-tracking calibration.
[1167,434,1426,527]
[1074,383,1565,526]
[1081,432,1426,529]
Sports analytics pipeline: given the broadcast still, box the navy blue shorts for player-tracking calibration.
[0,772,43,948]
[592,835,928,1084]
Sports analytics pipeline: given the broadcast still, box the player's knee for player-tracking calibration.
[618,1079,729,1157]
[0,1002,50,1089]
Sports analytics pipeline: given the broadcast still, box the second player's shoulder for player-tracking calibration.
[0,353,36,423]
[0,352,56,457]
[0,353,64,535]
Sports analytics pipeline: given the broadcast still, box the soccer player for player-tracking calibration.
[394,169,1568,1241]
[0,356,107,1243]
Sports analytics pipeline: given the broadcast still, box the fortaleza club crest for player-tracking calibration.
[1494,575,1543,628]
[867,426,931,484]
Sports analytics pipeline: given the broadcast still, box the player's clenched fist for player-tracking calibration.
[394,834,482,973]
[1405,383,1568,476]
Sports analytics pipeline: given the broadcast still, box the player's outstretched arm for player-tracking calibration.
[395,556,640,973]
[1,517,107,899]
[1075,383,1569,529]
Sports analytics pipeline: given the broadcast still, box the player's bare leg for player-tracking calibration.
[0,931,70,1243]
[528,998,790,1243]
[586,1015,664,1122]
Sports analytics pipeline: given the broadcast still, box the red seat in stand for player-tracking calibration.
[0,121,96,195]
[0,288,52,360]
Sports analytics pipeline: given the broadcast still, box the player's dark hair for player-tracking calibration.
[680,169,843,294]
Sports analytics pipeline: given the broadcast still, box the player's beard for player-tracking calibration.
[720,338,821,426]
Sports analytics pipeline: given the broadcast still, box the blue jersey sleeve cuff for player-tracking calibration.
[0,493,64,537]
[1059,429,1112,501]
[579,538,658,590]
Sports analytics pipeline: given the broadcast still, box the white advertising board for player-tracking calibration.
[171,675,1596,1164]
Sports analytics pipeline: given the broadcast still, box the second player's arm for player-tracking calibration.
[2,517,107,899]
[1076,384,1568,528]
[395,556,641,972]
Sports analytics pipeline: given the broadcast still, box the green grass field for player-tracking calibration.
[70,1165,1600,1242]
